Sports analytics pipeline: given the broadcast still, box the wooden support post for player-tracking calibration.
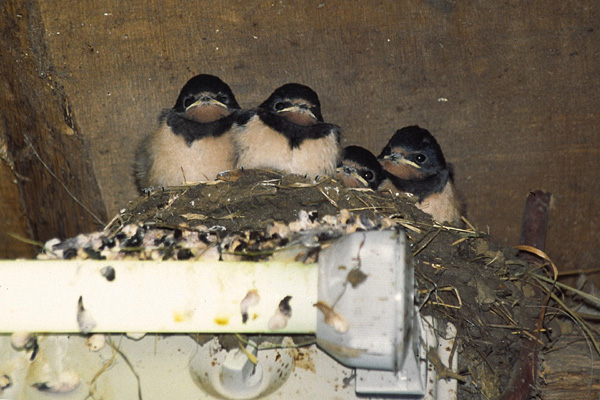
[519,190,552,261]
[0,0,107,252]
[500,190,552,400]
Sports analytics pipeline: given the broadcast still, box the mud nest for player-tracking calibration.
[41,169,547,400]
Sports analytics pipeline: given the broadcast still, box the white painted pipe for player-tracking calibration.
[0,260,318,333]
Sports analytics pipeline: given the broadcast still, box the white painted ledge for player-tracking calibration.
[0,260,318,333]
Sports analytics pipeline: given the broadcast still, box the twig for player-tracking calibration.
[534,276,600,356]
[461,216,477,231]
[427,345,467,382]
[530,305,595,398]
[107,336,143,400]
[5,232,57,257]
[180,166,187,184]
[318,188,339,209]
[429,286,463,309]
[515,245,558,281]
[214,210,244,220]
[234,333,316,350]
[86,337,119,400]
[103,212,124,232]
[413,228,442,257]
[557,267,600,277]
[24,135,105,226]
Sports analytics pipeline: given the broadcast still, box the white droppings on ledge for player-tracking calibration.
[33,370,81,394]
[11,332,34,349]
[85,334,106,351]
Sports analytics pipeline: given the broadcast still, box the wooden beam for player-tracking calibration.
[541,327,600,399]
[0,0,107,249]
[0,160,32,258]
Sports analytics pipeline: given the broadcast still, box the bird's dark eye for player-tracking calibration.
[216,94,230,104]
[183,96,196,109]
[363,171,374,181]
[414,153,427,164]
[274,102,285,111]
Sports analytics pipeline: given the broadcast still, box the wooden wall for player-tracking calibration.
[1,0,598,274]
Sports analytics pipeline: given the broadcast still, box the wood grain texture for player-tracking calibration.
[1,1,599,273]
[0,161,32,258]
[541,328,600,399]
[0,0,107,248]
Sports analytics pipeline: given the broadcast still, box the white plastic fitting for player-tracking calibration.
[189,337,295,399]
[315,230,426,396]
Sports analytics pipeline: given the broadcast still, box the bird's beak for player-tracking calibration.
[185,96,228,111]
[352,173,369,187]
[381,153,421,169]
[335,166,369,187]
[278,104,317,120]
[336,165,356,175]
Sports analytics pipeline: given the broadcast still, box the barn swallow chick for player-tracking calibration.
[335,145,385,190]
[233,83,341,179]
[378,126,462,225]
[134,74,241,190]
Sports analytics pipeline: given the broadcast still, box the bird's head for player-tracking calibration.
[260,83,323,126]
[174,74,240,123]
[336,146,384,189]
[378,126,447,180]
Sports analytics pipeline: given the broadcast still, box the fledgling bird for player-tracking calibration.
[134,74,241,190]
[378,125,462,225]
[335,145,385,190]
[233,83,341,179]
